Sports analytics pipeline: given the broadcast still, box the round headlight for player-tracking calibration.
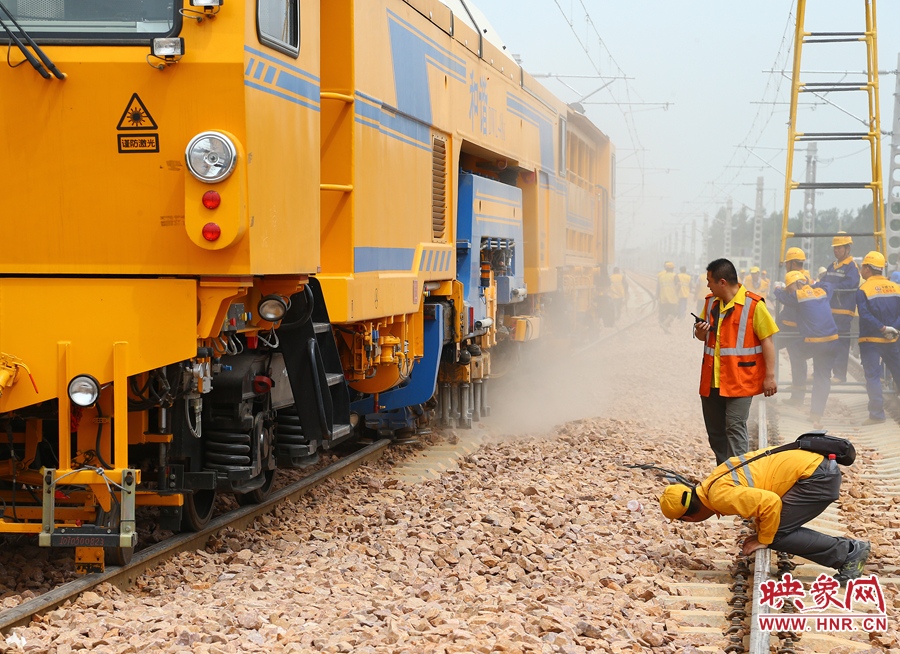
[68,374,100,408]
[185,131,237,183]
[258,294,289,322]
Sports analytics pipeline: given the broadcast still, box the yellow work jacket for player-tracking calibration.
[677,273,692,299]
[742,275,769,300]
[696,447,823,544]
[658,271,678,304]
[609,274,626,299]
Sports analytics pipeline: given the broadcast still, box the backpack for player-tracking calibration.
[708,431,855,487]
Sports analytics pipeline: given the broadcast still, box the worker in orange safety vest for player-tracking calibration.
[694,259,779,464]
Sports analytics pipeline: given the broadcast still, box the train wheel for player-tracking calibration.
[236,469,278,506]
[95,505,134,567]
[180,488,217,531]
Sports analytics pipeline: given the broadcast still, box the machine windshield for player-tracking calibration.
[1,0,179,42]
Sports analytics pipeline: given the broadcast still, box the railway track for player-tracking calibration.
[0,438,393,634]
[672,370,900,652]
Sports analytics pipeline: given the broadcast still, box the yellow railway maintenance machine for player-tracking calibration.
[0,0,614,571]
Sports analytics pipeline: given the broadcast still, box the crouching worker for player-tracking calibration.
[658,446,871,583]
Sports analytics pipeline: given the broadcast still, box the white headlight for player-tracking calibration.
[68,375,100,408]
[190,0,222,5]
[185,131,237,183]
[151,38,185,57]
[258,295,289,322]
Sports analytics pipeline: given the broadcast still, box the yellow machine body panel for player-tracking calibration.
[317,0,613,323]
[0,1,320,277]
[0,278,197,413]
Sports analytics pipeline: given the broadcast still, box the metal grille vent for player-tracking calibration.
[432,137,447,241]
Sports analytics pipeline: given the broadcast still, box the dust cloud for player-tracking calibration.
[487,274,709,445]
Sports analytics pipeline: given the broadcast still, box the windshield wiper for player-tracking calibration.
[0,0,64,80]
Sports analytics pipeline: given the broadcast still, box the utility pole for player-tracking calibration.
[753,177,764,266]
[691,218,697,271]
[802,143,817,268]
[681,224,687,266]
[702,212,709,266]
[724,199,733,258]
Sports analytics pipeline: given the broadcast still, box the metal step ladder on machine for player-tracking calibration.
[777,0,887,394]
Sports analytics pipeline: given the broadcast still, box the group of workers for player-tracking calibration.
[653,246,896,585]
[656,262,696,331]
[775,235,900,427]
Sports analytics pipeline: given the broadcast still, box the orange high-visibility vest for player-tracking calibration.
[700,290,767,397]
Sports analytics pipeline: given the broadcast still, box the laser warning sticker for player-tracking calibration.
[116,93,159,153]
[117,93,158,130]
[118,134,160,154]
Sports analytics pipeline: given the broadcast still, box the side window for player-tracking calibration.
[257,0,300,58]
[558,117,567,177]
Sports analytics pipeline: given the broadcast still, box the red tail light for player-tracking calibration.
[202,223,221,241]
[202,191,221,209]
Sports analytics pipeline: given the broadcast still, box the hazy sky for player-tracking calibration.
[475,1,900,252]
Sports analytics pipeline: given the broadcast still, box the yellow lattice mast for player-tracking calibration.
[780,0,886,265]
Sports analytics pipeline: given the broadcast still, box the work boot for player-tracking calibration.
[809,413,824,429]
[783,397,804,407]
[862,416,886,426]
[831,377,846,384]
[835,540,871,583]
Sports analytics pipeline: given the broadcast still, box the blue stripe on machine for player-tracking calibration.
[244,46,321,81]
[439,251,447,271]
[243,46,321,111]
[354,92,432,152]
[244,81,320,111]
[355,247,416,273]
[427,250,435,271]
[386,9,466,82]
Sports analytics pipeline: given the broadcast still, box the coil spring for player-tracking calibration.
[275,406,306,445]
[204,430,251,468]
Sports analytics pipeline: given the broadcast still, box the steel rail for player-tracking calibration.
[0,438,392,634]
[748,397,771,654]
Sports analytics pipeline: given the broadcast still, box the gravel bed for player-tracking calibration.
[2,314,898,653]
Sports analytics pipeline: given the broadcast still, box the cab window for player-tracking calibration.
[257,0,300,57]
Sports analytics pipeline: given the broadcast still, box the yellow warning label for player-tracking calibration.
[118,134,159,153]
[117,93,158,131]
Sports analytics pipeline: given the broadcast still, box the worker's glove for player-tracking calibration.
[773,282,785,291]
[883,326,900,341]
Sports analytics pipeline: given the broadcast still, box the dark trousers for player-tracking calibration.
[832,333,852,381]
[808,340,838,416]
[785,337,807,396]
[700,389,753,465]
[770,459,852,569]
[860,341,900,420]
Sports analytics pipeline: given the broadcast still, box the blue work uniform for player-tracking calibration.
[774,282,839,417]
[823,256,860,381]
[776,293,807,395]
[856,275,900,421]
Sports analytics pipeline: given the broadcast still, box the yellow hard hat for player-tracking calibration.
[665,262,674,270]
[659,484,693,520]
[785,270,807,286]
[785,247,806,262]
[863,251,886,269]
[832,232,852,247]
[817,267,827,276]
[750,266,760,274]
[762,270,768,274]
